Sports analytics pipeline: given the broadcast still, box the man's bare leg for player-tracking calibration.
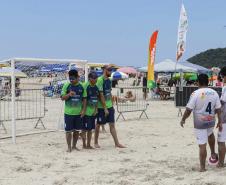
[208,133,217,158]
[87,131,94,149]
[72,131,80,151]
[66,132,72,152]
[199,144,207,172]
[94,124,101,148]
[218,142,226,167]
[109,123,125,148]
[81,131,87,149]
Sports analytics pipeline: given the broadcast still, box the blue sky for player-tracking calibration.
[0,0,226,67]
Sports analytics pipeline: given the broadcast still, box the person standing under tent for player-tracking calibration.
[81,71,99,149]
[217,67,226,167]
[142,74,148,100]
[94,65,125,148]
[180,74,222,172]
[216,75,223,87]
[61,69,86,152]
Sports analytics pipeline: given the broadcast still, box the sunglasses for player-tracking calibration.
[106,68,112,72]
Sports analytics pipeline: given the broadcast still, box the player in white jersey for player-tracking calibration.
[218,67,226,167]
[180,74,222,172]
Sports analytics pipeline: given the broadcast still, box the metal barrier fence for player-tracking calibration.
[0,89,45,133]
[117,78,142,87]
[0,58,90,143]
[175,86,222,116]
[114,87,149,121]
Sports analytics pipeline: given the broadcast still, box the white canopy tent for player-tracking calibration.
[155,59,197,73]
[0,60,10,66]
[0,67,27,78]
[139,59,204,73]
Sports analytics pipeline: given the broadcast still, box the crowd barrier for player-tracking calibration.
[0,89,46,133]
[114,87,149,121]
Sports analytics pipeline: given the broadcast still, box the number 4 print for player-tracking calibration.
[206,102,212,114]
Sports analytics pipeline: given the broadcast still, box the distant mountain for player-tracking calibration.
[187,47,226,68]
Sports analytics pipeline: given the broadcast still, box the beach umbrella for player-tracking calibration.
[0,67,27,78]
[111,71,128,80]
[95,70,103,77]
[117,67,137,74]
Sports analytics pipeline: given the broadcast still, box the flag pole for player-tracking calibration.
[176,3,188,91]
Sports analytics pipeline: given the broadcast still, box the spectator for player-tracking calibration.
[142,74,148,100]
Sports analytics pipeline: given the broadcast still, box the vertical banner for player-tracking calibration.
[147,30,158,88]
[176,4,188,61]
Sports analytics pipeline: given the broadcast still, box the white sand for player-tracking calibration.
[1,100,226,185]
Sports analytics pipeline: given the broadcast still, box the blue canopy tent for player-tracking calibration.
[39,64,68,72]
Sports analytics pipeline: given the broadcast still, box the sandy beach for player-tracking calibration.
[1,0,226,184]
[1,100,226,185]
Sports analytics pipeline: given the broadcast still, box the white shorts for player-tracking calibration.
[218,124,226,142]
[194,127,214,145]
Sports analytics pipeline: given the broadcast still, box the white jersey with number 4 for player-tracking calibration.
[186,88,221,129]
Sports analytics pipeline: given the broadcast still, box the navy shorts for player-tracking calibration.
[64,114,83,132]
[83,116,96,131]
[97,107,115,125]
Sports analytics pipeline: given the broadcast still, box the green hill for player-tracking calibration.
[187,47,226,68]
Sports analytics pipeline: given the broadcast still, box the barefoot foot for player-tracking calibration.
[217,163,225,168]
[87,146,94,149]
[199,168,206,172]
[115,143,126,148]
[67,148,72,153]
[94,143,100,148]
[72,146,80,151]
